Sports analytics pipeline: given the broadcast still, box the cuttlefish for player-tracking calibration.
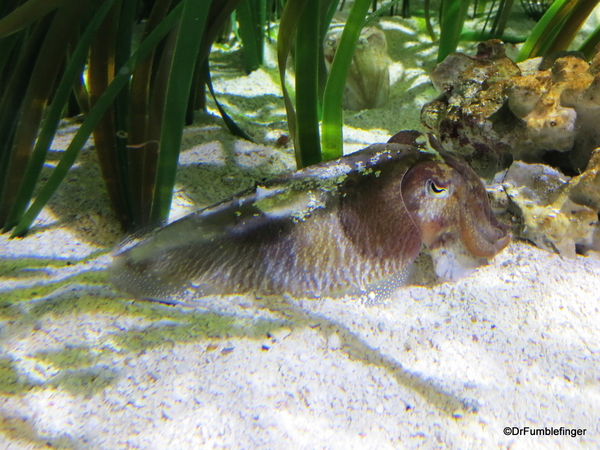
[111,132,510,304]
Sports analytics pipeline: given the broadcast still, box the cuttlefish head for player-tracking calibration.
[400,152,510,279]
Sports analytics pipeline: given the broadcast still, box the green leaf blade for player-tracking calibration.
[150,0,211,223]
[320,0,372,162]
[12,3,184,237]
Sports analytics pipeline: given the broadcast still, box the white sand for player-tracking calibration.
[1,15,600,450]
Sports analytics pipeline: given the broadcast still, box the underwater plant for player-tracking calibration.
[0,0,246,236]
[1,0,600,238]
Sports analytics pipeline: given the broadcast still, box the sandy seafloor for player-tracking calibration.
[1,13,600,450]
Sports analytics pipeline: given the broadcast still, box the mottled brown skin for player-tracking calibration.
[111,139,509,302]
[401,156,509,259]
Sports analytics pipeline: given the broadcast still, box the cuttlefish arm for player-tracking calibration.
[443,153,510,258]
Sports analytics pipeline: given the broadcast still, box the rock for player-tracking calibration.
[324,27,390,111]
[422,40,600,177]
[503,159,600,259]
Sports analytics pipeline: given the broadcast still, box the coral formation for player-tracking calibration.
[422,39,600,178]
[421,40,600,258]
[324,26,390,111]
[502,160,598,259]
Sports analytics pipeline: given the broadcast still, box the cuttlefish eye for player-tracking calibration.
[425,178,451,198]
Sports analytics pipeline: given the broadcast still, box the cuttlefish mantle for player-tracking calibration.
[111,135,510,303]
